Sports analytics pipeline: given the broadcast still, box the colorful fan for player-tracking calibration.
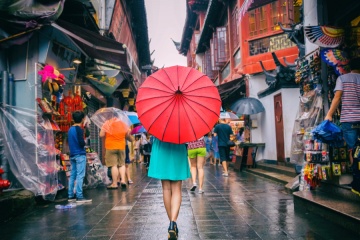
[304,26,345,48]
[320,49,349,67]
[334,65,351,76]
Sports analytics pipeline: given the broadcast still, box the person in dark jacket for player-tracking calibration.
[213,119,234,177]
[67,111,92,203]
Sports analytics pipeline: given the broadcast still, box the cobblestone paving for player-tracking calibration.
[0,163,358,239]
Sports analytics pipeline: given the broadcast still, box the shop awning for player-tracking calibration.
[85,59,125,97]
[217,77,246,99]
[52,20,129,70]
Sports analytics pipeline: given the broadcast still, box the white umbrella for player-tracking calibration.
[219,112,239,120]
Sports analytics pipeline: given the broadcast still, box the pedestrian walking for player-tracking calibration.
[188,137,207,193]
[147,138,190,240]
[212,133,220,165]
[100,117,130,189]
[125,141,134,184]
[141,133,152,168]
[204,132,214,165]
[213,119,234,176]
[325,57,360,196]
[67,111,92,203]
[134,135,141,163]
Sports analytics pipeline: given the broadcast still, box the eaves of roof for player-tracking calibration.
[128,0,151,67]
[196,0,227,54]
[179,3,198,56]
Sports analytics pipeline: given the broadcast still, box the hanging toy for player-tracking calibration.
[38,65,57,83]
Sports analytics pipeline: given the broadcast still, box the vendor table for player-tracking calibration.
[233,142,265,171]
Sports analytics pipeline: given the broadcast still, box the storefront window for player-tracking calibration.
[249,10,257,37]
[234,49,241,67]
[259,6,268,34]
[214,77,219,86]
[221,63,230,80]
[249,0,302,37]
[249,33,295,56]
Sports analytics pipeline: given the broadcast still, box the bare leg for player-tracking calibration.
[162,180,171,220]
[170,180,182,221]
[189,158,197,185]
[110,166,119,187]
[119,165,126,184]
[197,156,205,190]
[222,160,228,174]
[125,164,132,182]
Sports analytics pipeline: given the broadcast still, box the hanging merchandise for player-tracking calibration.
[295,51,321,96]
[320,48,351,76]
[304,26,345,48]
[83,152,110,189]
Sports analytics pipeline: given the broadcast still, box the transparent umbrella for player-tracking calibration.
[90,107,132,133]
[219,111,239,120]
[231,97,265,115]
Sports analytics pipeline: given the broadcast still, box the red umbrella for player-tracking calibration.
[136,65,221,144]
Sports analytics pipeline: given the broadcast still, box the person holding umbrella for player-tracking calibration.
[90,107,133,189]
[99,117,131,189]
[136,66,221,239]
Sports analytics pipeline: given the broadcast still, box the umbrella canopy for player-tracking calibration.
[136,65,221,144]
[124,111,140,125]
[90,107,132,133]
[220,111,239,120]
[231,97,265,115]
[131,125,146,135]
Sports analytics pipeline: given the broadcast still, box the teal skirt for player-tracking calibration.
[148,138,190,181]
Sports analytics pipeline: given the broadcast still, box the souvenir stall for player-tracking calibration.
[290,16,360,190]
[36,64,109,191]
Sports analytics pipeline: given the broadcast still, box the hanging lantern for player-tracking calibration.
[128,98,135,106]
[121,88,130,98]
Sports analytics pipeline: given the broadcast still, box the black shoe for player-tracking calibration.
[68,196,76,202]
[173,221,179,234]
[168,221,177,239]
[121,183,127,189]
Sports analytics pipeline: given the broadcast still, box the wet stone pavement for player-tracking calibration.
[0,163,358,240]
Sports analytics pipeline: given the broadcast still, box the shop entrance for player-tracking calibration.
[274,93,285,162]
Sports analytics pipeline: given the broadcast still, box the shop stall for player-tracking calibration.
[36,64,109,192]
[290,13,360,190]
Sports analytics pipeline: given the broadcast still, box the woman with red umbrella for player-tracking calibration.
[136,66,221,239]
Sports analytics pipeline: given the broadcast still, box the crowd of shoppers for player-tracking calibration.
[67,109,237,240]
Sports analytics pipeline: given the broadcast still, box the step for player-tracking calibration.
[293,190,360,236]
[318,180,360,203]
[0,189,35,223]
[246,168,295,185]
[256,162,298,178]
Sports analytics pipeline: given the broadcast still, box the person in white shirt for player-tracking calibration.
[134,135,141,163]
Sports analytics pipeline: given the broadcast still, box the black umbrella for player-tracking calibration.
[231,97,265,115]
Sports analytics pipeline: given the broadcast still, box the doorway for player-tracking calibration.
[274,93,285,163]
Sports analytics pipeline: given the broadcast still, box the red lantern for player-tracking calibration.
[0,168,10,193]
